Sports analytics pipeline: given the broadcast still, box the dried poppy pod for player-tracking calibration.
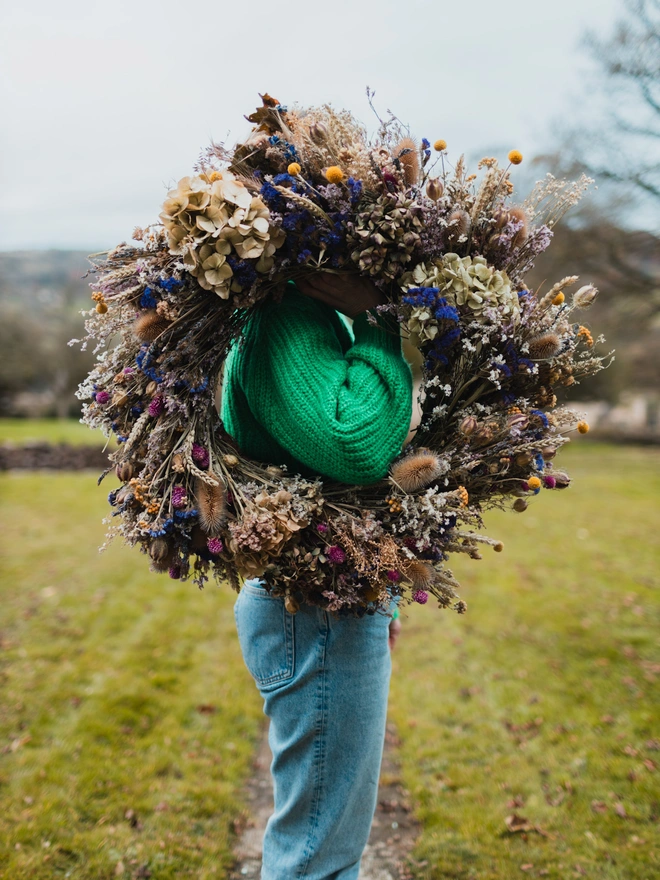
[115,461,134,482]
[425,177,444,201]
[149,538,171,563]
[459,415,478,436]
[285,594,300,615]
[309,121,328,144]
[390,450,446,493]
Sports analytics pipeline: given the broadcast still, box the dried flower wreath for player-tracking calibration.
[73,93,611,616]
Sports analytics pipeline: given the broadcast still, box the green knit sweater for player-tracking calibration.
[221,282,412,484]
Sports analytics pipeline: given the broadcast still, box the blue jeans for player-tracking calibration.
[234,580,393,880]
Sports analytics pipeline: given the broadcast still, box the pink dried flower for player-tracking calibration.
[543,475,557,489]
[316,523,329,533]
[171,486,187,509]
[168,564,181,579]
[520,481,530,491]
[413,589,429,604]
[192,444,210,468]
[148,395,165,417]
[123,367,135,375]
[95,390,110,404]
[207,537,223,555]
[386,569,401,582]
[327,545,346,565]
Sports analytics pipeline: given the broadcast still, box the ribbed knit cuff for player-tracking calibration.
[352,308,402,354]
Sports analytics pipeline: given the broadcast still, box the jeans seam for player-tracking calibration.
[297,611,329,879]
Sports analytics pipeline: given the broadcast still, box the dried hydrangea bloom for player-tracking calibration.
[159,171,285,298]
[404,253,520,324]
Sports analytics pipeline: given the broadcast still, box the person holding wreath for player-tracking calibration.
[223,271,413,880]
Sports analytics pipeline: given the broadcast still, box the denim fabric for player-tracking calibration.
[234,580,393,880]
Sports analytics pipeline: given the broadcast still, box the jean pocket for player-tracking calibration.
[234,582,295,690]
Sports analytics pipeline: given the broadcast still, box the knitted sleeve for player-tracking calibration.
[241,291,412,484]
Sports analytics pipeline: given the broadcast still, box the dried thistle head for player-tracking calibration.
[404,560,435,589]
[528,332,562,360]
[394,137,419,187]
[445,209,471,247]
[196,474,226,536]
[133,310,172,343]
[390,450,445,493]
[508,207,528,248]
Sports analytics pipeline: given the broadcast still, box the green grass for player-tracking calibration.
[0,445,658,879]
[0,473,263,878]
[0,418,112,448]
[390,444,660,880]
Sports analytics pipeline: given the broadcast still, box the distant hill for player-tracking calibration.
[0,250,94,309]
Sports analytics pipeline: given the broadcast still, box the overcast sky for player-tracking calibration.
[0,0,622,251]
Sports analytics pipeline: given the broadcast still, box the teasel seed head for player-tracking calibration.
[528,331,562,361]
[394,138,420,187]
[573,284,598,308]
[390,450,445,493]
[404,560,436,590]
[133,309,172,343]
[425,177,444,201]
[196,473,226,536]
[445,209,471,245]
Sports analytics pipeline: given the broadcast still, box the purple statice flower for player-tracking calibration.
[386,569,401,582]
[95,390,110,405]
[171,486,187,509]
[316,523,328,533]
[148,395,165,417]
[207,537,223,555]
[327,545,346,565]
[192,444,209,468]
[413,590,429,605]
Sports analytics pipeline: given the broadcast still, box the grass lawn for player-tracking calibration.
[0,444,658,879]
[0,419,113,448]
[0,472,262,879]
[390,444,660,879]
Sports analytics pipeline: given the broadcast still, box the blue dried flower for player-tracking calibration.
[140,287,158,308]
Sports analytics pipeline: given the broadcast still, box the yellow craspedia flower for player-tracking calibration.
[324,166,344,184]
[552,292,565,305]
[527,476,542,490]
[508,149,523,165]
[208,171,223,182]
[434,139,447,152]
[577,420,590,434]
[95,301,108,314]
[287,162,302,176]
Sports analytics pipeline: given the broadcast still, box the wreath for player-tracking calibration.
[74,93,610,616]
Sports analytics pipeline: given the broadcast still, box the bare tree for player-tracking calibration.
[574,0,660,215]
